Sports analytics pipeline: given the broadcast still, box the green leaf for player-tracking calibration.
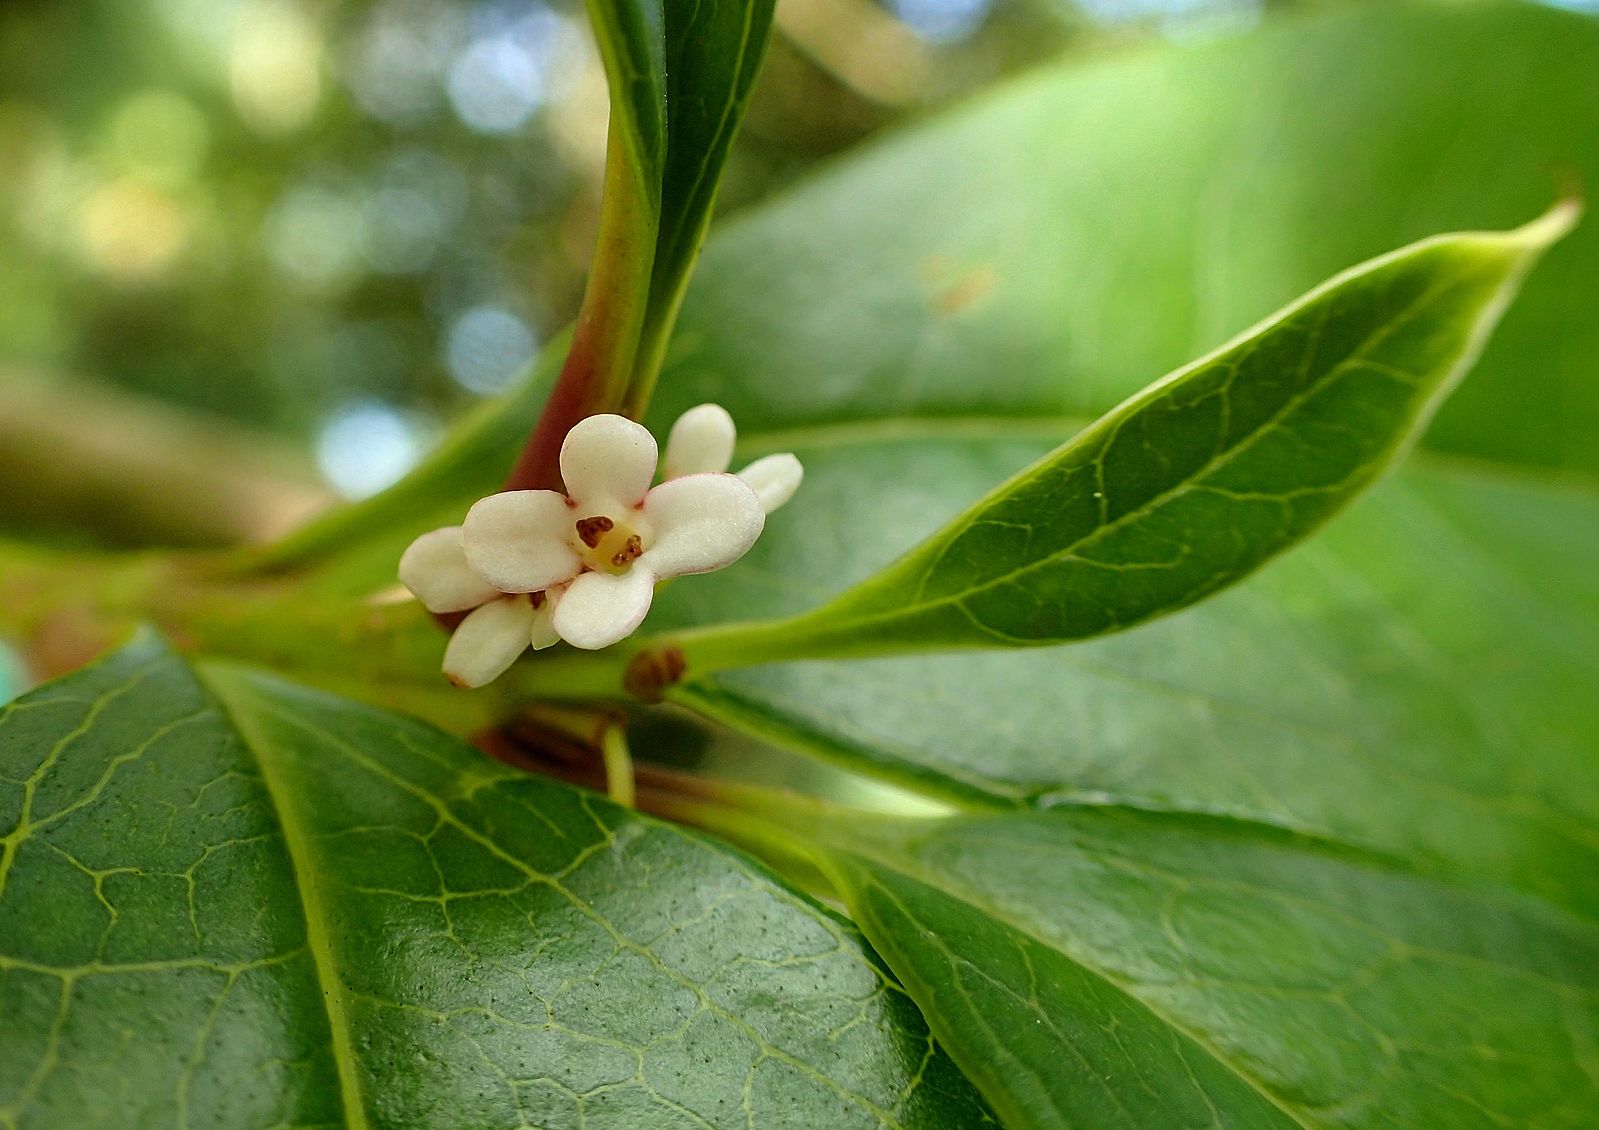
[645,0,777,370]
[585,0,777,406]
[648,1,1599,476]
[663,208,1572,667]
[587,0,666,197]
[664,445,1599,918]
[253,1,1599,594]
[0,635,992,1128]
[801,807,1599,1130]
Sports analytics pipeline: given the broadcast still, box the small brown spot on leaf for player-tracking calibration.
[934,265,999,315]
[575,515,614,547]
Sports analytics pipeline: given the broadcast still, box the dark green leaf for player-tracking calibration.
[804,807,1599,1129]
[666,210,1571,664]
[648,0,777,350]
[0,635,991,1128]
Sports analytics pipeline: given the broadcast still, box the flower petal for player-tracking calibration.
[736,453,804,513]
[462,490,581,593]
[443,596,535,687]
[560,414,657,507]
[639,472,765,579]
[551,568,656,651]
[398,526,501,613]
[663,403,736,480]
[530,585,564,651]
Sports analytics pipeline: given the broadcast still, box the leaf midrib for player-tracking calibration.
[824,260,1471,642]
[837,851,1319,1130]
[198,665,372,1130]
[823,808,1599,1130]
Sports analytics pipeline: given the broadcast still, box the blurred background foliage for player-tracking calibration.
[0,0,1394,513]
[0,0,1595,746]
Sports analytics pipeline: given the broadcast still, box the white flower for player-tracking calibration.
[662,403,803,512]
[397,526,563,687]
[463,413,766,652]
[398,407,800,687]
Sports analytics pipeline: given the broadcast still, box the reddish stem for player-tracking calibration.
[503,126,657,493]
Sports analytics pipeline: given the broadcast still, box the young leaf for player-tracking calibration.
[801,807,1599,1130]
[639,0,778,400]
[673,206,1574,666]
[0,634,992,1128]
[583,0,777,411]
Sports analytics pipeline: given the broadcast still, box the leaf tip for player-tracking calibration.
[1511,196,1582,252]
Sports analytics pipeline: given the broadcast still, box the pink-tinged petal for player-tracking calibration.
[663,403,735,480]
[462,490,581,593]
[443,596,535,687]
[551,568,655,650]
[398,526,500,613]
[529,585,564,651]
[560,414,657,507]
[736,453,804,513]
[639,473,764,579]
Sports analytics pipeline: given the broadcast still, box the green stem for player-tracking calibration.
[638,770,853,897]
[0,544,519,735]
[504,606,936,704]
[0,368,327,549]
[600,722,636,808]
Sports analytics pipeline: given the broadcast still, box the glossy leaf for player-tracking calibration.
[666,209,1572,665]
[0,635,992,1128]
[663,440,1599,918]
[648,1,1599,475]
[804,807,1599,1129]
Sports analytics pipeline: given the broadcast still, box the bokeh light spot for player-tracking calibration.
[888,0,992,44]
[1076,0,1262,40]
[360,149,468,274]
[446,305,538,395]
[446,37,546,134]
[346,0,465,126]
[0,640,29,706]
[316,400,429,498]
[264,183,365,286]
[109,91,209,184]
[231,0,323,134]
[78,178,189,280]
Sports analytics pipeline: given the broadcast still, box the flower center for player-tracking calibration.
[572,513,645,575]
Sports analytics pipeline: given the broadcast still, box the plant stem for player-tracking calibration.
[505,125,658,492]
[504,609,927,704]
[636,768,847,896]
[600,723,636,808]
[0,367,328,548]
